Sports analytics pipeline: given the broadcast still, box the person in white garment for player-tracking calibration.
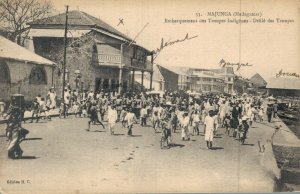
[107,105,118,135]
[181,112,190,141]
[124,108,137,136]
[46,87,57,109]
[204,110,217,149]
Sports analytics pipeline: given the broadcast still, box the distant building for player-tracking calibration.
[187,68,225,93]
[0,36,55,101]
[266,77,300,97]
[250,73,267,87]
[26,10,153,94]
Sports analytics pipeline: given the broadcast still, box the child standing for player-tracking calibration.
[73,102,82,118]
[223,115,231,136]
[258,107,264,122]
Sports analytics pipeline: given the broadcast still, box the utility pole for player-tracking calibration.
[62,5,69,118]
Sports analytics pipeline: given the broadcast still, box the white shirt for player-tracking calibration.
[107,109,118,124]
[125,112,136,126]
[181,116,190,127]
[204,115,216,131]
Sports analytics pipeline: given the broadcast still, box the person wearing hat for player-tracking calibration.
[240,116,250,145]
[204,110,217,149]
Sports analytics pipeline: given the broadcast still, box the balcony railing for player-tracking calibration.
[93,53,121,66]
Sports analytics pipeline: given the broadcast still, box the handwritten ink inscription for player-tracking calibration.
[276,69,300,78]
[153,33,198,58]
[219,59,253,71]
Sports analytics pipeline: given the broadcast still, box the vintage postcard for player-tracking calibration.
[0,0,299,193]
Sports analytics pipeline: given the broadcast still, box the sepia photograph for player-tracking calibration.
[0,0,299,193]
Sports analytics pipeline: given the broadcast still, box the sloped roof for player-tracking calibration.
[266,77,300,90]
[158,65,189,76]
[250,73,267,86]
[28,10,133,42]
[0,36,55,65]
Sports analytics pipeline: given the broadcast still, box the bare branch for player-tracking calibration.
[0,0,53,43]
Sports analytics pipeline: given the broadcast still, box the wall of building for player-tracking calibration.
[30,31,150,94]
[268,89,300,97]
[158,66,179,91]
[0,59,53,101]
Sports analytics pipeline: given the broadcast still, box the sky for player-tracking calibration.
[50,0,299,81]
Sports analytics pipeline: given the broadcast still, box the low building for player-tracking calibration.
[26,10,153,94]
[266,77,300,97]
[0,36,55,101]
[135,64,164,91]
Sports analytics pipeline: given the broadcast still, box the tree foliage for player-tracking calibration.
[0,0,53,44]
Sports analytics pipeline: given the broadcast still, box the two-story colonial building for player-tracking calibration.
[26,10,153,94]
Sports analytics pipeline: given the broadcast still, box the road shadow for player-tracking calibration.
[89,130,106,133]
[169,143,185,148]
[24,138,43,141]
[19,156,38,159]
[211,147,224,150]
[113,133,125,136]
[242,143,255,146]
[214,136,222,138]
[129,135,142,137]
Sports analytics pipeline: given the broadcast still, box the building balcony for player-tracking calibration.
[92,53,121,67]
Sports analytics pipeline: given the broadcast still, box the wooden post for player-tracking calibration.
[141,71,144,91]
[131,69,135,90]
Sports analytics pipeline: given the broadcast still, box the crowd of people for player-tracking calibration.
[3,85,283,159]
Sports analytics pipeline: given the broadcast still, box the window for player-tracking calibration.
[29,66,47,85]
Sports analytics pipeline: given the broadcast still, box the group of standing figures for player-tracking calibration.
[3,89,274,159]
[83,91,266,150]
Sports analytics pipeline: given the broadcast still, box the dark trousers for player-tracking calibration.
[141,117,146,126]
[267,113,272,122]
[128,125,133,135]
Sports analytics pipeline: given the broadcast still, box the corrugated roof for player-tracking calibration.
[28,10,133,42]
[0,36,55,65]
[266,77,300,90]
